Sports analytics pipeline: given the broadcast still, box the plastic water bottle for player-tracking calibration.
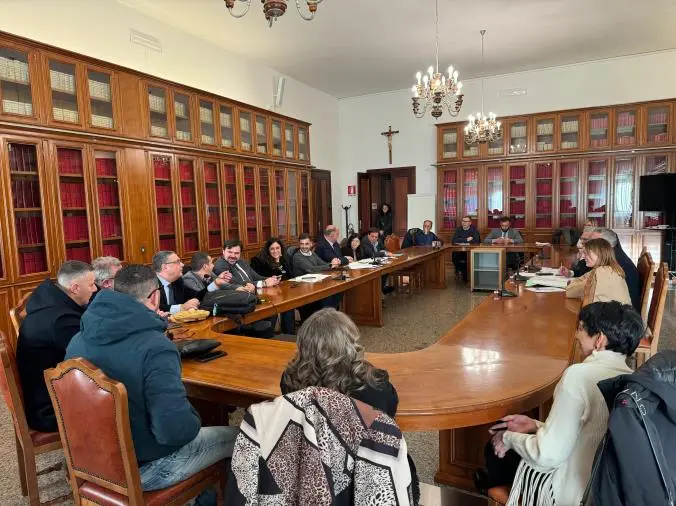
[212,303,218,317]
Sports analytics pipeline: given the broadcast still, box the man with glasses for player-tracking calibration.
[66,265,237,500]
[153,251,209,314]
[212,239,281,290]
[452,216,480,281]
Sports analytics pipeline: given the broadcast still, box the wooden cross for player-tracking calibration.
[381,125,399,165]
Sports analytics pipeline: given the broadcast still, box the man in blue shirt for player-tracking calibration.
[401,220,440,248]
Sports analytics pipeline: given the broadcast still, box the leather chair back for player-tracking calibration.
[44,358,144,504]
[9,291,31,350]
[637,250,655,321]
[645,262,669,355]
[0,331,31,443]
[385,234,401,252]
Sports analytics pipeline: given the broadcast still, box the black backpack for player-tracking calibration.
[581,351,676,506]
[199,289,257,315]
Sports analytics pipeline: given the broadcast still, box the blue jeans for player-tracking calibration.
[140,426,238,501]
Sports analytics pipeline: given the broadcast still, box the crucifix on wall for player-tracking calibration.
[380,125,399,165]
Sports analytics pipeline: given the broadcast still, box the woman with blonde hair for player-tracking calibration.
[566,238,631,305]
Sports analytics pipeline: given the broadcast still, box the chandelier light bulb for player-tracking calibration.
[416,71,422,83]
[411,85,419,97]
[427,66,434,76]
[457,81,463,90]
[448,65,454,75]
[423,74,429,85]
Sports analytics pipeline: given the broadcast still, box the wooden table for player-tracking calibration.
[181,246,580,490]
[445,243,545,254]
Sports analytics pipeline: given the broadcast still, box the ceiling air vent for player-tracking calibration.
[129,29,163,53]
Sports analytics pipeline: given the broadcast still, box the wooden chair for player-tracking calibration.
[384,234,401,252]
[0,331,68,506]
[487,485,510,505]
[44,358,226,506]
[637,249,655,321]
[9,291,31,351]
[581,270,597,307]
[635,262,669,367]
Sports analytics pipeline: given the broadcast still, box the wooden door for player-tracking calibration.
[311,169,332,239]
[390,167,415,236]
[357,172,370,233]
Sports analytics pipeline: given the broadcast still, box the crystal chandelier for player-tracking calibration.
[411,0,463,119]
[464,30,502,144]
[224,0,323,27]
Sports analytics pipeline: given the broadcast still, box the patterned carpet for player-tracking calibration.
[0,274,673,504]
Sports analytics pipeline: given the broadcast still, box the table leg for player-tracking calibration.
[344,276,383,326]
[423,251,447,289]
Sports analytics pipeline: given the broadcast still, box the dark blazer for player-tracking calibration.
[157,276,207,313]
[250,255,292,280]
[376,213,393,237]
[452,226,480,244]
[16,279,86,432]
[360,238,387,259]
[315,236,349,266]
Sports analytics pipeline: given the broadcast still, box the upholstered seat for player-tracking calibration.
[28,430,61,447]
[487,485,510,505]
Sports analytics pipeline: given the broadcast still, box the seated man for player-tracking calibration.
[293,233,342,319]
[92,256,122,291]
[65,265,237,496]
[153,251,207,314]
[484,216,524,270]
[452,216,480,281]
[401,219,440,247]
[212,239,280,290]
[16,260,97,432]
[315,225,352,266]
[360,228,395,294]
[182,251,239,293]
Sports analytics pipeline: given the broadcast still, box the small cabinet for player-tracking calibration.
[173,92,193,143]
[438,168,458,232]
[255,114,269,155]
[298,126,309,162]
[614,107,639,147]
[147,84,170,139]
[85,67,117,131]
[533,115,556,153]
[199,99,216,146]
[643,103,672,146]
[559,112,583,151]
[460,129,480,159]
[284,123,296,159]
[219,103,235,149]
[47,57,84,128]
[271,119,283,157]
[438,125,459,160]
[587,109,611,150]
[470,248,506,292]
[239,110,253,152]
[506,118,528,155]
[0,43,39,123]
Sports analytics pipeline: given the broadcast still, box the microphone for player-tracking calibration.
[513,257,529,282]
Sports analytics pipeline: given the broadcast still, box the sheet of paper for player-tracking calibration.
[535,242,551,247]
[347,263,379,270]
[526,275,569,289]
[526,286,566,293]
[538,267,561,275]
[292,274,331,282]
[391,253,405,257]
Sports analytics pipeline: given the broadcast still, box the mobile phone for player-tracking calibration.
[195,350,227,363]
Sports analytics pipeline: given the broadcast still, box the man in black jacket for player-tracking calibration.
[315,225,352,266]
[16,260,97,432]
[212,240,280,290]
[451,216,480,281]
[153,251,207,314]
[360,228,394,260]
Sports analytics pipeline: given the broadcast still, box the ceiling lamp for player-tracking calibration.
[411,0,463,119]
[464,30,502,144]
[224,0,323,27]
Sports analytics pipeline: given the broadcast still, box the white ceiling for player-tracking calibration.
[123,0,676,98]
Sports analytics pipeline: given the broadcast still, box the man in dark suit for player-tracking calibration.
[153,250,209,314]
[452,216,481,280]
[360,228,394,260]
[315,225,352,266]
[212,239,281,290]
[17,260,97,432]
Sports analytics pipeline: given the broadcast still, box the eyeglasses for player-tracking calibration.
[163,259,182,266]
[147,287,160,299]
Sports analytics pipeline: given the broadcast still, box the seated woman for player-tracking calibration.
[566,238,631,305]
[251,237,295,334]
[341,233,363,261]
[474,301,644,506]
[280,308,419,503]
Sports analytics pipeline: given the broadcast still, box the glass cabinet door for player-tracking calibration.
[284,123,296,159]
[0,46,34,118]
[645,105,670,145]
[508,120,528,154]
[222,163,239,240]
[486,135,504,157]
[87,69,114,129]
[440,126,458,159]
[94,150,124,260]
[271,119,283,157]
[560,113,581,150]
[534,162,553,228]
[535,117,555,152]
[586,159,608,226]
[174,93,192,142]
[199,99,215,145]
[462,129,479,158]
[219,104,234,148]
[8,142,50,275]
[239,111,253,152]
[486,165,504,229]
[440,169,458,232]
[462,167,478,220]
[152,154,176,251]
[642,154,668,228]
[615,108,638,146]
[558,160,579,228]
[287,170,298,237]
[243,165,258,245]
[588,110,610,149]
[49,60,80,125]
[255,115,269,155]
[300,171,310,234]
[258,167,273,240]
[298,127,309,161]
[178,158,199,254]
[203,161,222,250]
[508,164,527,228]
[56,146,91,263]
[148,86,169,138]
[275,169,287,239]
[612,157,636,228]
